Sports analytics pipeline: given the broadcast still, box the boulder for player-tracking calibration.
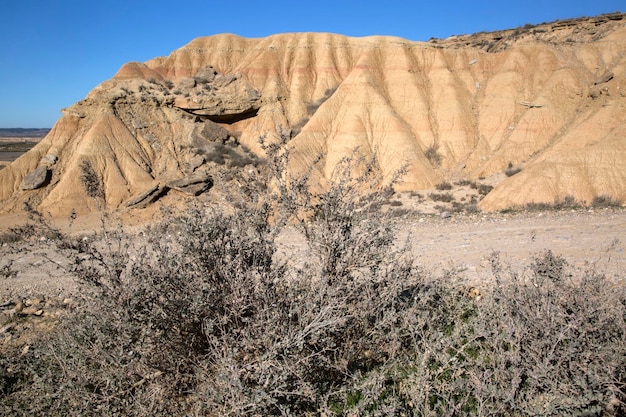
[173,69,261,122]
[20,167,50,190]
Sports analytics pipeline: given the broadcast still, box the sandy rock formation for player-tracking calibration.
[0,65,261,215]
[1,13,625,216]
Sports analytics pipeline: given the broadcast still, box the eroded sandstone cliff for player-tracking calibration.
[1,13,625,215]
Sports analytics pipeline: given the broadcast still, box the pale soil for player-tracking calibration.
[276,208,626,285]
[1,208,624,347]
[401,209,625,284]
[2,208,624,301]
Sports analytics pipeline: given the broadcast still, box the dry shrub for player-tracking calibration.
[424,145,442,167]
[505,166,522,177]
[455,179,476,187]
[476,183,493,196]
[80,160,104,200]
[592,195,622,208]
[435,181,453,190]
[429,191,454,202]
[1,155,625,416]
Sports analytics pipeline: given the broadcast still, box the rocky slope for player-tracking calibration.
[1,13,625,216]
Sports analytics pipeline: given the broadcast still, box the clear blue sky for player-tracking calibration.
[1,0,623,128]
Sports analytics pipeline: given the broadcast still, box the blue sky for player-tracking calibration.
[1,0,623,127]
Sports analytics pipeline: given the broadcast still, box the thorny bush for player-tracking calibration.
[1,151,625,416]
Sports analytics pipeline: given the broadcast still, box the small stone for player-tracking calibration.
[25,298,42,307]
[21,306,42,315]
[40,154,58,166]
[440,211,451,219]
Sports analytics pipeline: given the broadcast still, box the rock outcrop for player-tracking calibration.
[20,167,49,190]
[167,171,213,196]
[1,12,625,215]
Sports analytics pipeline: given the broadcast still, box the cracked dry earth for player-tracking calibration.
[1,208,625,348]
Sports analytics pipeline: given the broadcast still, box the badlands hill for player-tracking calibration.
[1,13,625,216]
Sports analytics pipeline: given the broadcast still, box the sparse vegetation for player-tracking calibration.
[499,194,624,213]
[424,144,442,167]
[409,190,424,200]
[198,142,258,168]
[1,151,625,416]
[592,195,623,208]
[0,229,24,245]
[291,87,338,138]
[435,181,452,190]
[305,87,337,114]
[451,200,479,213]
[428,191,455,202]
[79,160,104,200]
[504,162,522,177]
[525,195,582,211]
[455,179,477,187]
[476,183,493,196]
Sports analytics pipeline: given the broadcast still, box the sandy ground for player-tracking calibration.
[275,208,625,285]
[1,208,624,302]
[402,209,625,284]
[0,208,624,348]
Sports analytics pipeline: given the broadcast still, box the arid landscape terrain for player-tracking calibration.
[1,12,626,416]
[1,13,626,217]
